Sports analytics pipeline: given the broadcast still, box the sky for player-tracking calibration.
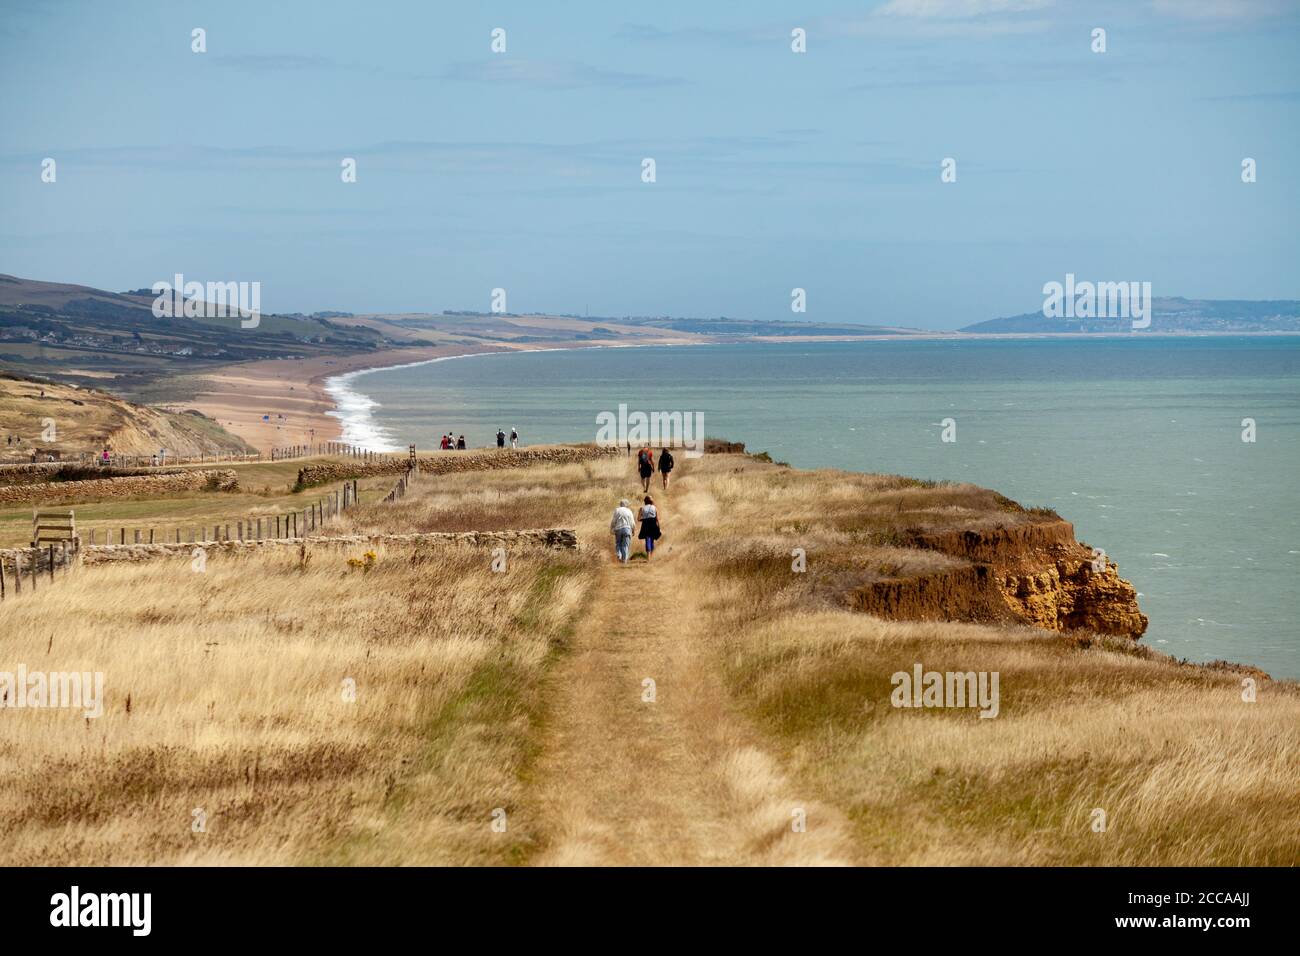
[1,0,1298,330]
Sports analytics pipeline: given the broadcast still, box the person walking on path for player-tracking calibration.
[610,498,635,564]
[636,445,655,493]
[637,495,662,558]
[510,428,519,449]
[658,446,674,490]
[497,428,507,449]
[457,435,466,450]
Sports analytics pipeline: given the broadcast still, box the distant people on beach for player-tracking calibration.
[636,445,654,493]
[637,495,661,558]
[457,434,466,450]
[497,428,506,448]
[610,498,635,564]
[658,446,674,489]
[510,428,519,449]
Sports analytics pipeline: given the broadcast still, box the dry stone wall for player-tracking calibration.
[75,528,578,565]
[296,445,623,487]
[0,469,238,506]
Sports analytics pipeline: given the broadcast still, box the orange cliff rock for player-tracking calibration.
[848,519,1149,638]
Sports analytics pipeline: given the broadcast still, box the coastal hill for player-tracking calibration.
[0,373,252,461]
[961,297,1300,334]
[0,272,918,403]
[1,445,1293,865]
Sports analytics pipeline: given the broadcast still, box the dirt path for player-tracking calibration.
[528,486,856,866]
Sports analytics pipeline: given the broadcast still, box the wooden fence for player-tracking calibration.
[270,442,400,463]
[0,451,264,468]
[381,445,419,503]
[78,480,364,547]
[1,509,80,602]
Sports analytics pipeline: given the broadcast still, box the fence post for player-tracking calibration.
[29,548,37,590]
[149,528,155,544]
[134,530,141,544]
[1,554,6,600]
[12,553,19,594]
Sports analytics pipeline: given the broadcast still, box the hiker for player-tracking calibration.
[510,427,519,449]
[636,445,655,493]
[457,435,466,450]
[497,428,506,448]
[637,495,662,558]
[658,446,675,490]
[610,498,635,564]
[439,435,450,450]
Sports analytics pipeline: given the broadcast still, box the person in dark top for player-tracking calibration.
[497,429,506,448]
[636,446,654,492]
[658,446,674,490]
[456,435,466,450]
[637,495,661,558]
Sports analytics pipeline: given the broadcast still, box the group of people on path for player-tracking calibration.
[437,428,519,450]
[636,445,674,492]
[609,446,676,563]
[610,495,661,563]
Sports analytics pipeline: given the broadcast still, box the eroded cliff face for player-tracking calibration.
[849,519,1148,638]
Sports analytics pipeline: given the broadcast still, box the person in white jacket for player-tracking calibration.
[610,499,635,564]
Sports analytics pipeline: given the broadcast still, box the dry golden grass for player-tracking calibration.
[2,448,1295,866]
[0,539,596,865]
[672,458,1300,866]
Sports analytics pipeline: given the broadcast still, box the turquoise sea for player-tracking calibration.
[333,336,1300,679]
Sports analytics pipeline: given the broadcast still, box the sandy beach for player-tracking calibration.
[180,345,502,452]
[182,333,711,452]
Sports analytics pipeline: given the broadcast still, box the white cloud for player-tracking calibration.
[875,0,1053,18]
[1151,0,1292,18]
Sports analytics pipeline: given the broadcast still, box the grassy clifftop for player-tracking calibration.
[0,448,1294,865]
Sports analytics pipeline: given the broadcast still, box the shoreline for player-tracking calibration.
[184,329,1300,453]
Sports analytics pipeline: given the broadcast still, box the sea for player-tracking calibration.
[327,336,1300,679]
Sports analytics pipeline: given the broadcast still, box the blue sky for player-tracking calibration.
[1,0,1297,329]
